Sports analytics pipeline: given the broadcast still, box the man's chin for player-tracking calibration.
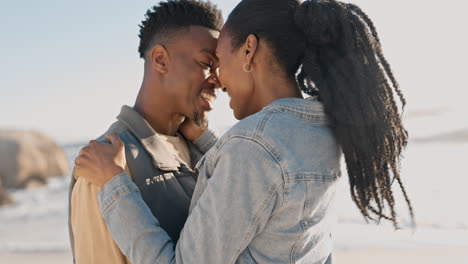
[192,111,208,129]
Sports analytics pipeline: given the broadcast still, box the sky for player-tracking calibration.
[0,0,467,143]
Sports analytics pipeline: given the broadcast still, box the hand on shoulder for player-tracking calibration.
[179,116,208,142]
[74,134,126,188]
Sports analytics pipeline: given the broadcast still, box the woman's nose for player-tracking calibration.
[208,74,223,89]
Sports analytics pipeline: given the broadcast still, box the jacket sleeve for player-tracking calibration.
[98,137,284,264]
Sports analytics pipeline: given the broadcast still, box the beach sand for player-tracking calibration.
[0,251,72,264]
[1,247,466,264]
[335,247,468,263]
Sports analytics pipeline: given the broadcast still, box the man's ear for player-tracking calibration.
[244,34,258,66]
[149,44,170,74]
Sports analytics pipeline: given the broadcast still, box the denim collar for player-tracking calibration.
[266,96,326,115]
[117,105,181,171]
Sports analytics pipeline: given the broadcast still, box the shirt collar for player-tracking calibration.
[116,105,181,171]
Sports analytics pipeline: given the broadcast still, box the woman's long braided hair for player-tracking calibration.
[225,0,414,228]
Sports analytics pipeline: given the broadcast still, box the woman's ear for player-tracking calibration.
[149,44,170,74]
[244,34,258,66]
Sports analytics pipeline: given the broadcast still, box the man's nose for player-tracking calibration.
[208,73,223,89]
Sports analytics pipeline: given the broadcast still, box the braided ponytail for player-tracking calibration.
[295,0,413,228]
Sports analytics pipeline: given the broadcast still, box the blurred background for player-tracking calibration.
[0,0,467,263]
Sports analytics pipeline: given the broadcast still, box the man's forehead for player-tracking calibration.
[186,26,219,42]
[172,25,218,51]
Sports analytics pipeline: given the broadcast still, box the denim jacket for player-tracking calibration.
[98,97,342,264]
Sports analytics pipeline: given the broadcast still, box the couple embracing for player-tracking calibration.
[69,0,413,263]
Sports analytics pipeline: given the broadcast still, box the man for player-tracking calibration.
[68,1,223,263]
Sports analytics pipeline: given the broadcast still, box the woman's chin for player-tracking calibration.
[233,108,245,120]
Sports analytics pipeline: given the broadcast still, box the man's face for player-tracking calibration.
[165,26,220,126]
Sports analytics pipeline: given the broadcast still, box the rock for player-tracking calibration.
[0,179,13,206]
[0,130,70,205]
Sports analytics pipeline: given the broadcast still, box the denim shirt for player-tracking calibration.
[98,97,342,264]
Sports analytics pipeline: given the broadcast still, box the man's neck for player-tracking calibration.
[134,86,185,137]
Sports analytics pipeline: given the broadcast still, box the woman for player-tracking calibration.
[75,0,414,263]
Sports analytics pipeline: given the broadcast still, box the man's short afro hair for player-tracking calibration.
[138,0,224,58]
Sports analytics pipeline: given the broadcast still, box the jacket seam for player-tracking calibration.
[206,135,287,264]
[100,184,140,216]
[254,110,275,137]
[229,178,285,264]
[273,108,329,123]
[208,133,289,204]
[207,134,284,175]
[290,180,311,263]
[286,173,338,183]
[267,104,326,116]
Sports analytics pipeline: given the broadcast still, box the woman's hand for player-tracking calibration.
[74,134,126,188]
[179,116,208,142]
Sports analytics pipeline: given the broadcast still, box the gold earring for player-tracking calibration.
[243,63,253,73]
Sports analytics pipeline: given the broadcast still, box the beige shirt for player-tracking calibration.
[71,133,191,264]
[71,175,131,264]
[159,133,191,168]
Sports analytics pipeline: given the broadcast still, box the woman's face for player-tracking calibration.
[215,30,256,120]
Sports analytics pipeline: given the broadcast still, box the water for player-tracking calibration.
[0,145,81,252]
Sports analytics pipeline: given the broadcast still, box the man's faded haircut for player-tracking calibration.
[138,0,224,59]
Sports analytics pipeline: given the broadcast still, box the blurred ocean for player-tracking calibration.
[0,108,467,253]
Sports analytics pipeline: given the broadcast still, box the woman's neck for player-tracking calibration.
[253,71,303,111]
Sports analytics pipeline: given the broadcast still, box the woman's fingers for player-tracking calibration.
[76,147,89,167]
[105,134,123,148]
[179,117,207,142]
[72,135,126,188]
[79,145,89,156]
[74,154,94,180]
[75,153,92,166]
